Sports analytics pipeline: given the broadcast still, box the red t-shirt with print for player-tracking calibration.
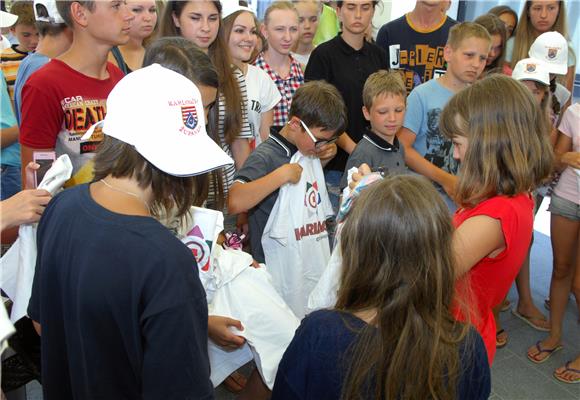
[20,59,124,173]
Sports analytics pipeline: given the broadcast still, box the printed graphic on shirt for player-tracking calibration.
[61,96,107,154]
[304,181,321,213]
[182,225,213,272]
[424,108,458,175]
[389,44,446,91]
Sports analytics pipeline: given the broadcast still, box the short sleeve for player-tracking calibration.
[557,104,579,138]
[403,87,425,135]
[19,79,63,148]
[260,69,282,112]
[304,47,330,83]
[234,149,270,183]
[340,146,367,189]
[567,43,576,67]
[236,71,253,140]
[0,71,16,128]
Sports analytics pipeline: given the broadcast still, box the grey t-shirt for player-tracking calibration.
[234,127,297,263]
[340,130,408,189]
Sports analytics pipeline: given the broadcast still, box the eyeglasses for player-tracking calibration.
[299,119,338,149]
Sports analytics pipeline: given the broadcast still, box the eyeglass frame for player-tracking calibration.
[298,119,339,149]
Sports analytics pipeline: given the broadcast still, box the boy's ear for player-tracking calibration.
[70,1,90,28]
[362,106,371,122]
[443,44,453,63]
[287,116,301,130]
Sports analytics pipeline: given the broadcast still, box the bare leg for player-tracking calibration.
[528,214,579,361]
[515,249,549,330]
[237,368,271,400]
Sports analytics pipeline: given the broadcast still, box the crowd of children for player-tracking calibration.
[0,0,578,398]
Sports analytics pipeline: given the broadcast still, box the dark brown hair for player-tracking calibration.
[158,1,242,145]
[93,136,207,219]
[336,175,469,400]
[488,5,518,34]
[289,80,347,134]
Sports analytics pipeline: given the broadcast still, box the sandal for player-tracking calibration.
[527,340,563,364]
[496,329,508,349]
[511,309,550,332]
[554,361,580,384]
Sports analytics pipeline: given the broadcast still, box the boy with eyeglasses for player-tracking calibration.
[229,81,346,263]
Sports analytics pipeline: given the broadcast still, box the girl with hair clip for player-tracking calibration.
[272,175,491,400]
[108,0,159,74]
[504,0,576,94]
[474,13,507,77]
[488,5,518,39]
[253,1,304,128]
[222,5,281,147]
[439,74,553,364]
[158,0,252,230]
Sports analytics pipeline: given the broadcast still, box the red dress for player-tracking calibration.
[452,194,534,364]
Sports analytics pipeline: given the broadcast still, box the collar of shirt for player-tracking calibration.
[270,126,298,156]
[255,52,303,82]
[337,34,369,56]
[363,129,399,151]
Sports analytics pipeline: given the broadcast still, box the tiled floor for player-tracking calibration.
[19,200,580,400]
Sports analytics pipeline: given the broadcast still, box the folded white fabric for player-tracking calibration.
[180,207,300,389]
[1,155,73,322]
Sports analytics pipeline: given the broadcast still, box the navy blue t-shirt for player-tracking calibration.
[272,310,490,400]
[28,184,213,400]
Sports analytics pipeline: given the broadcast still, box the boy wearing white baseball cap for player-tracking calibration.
[0,10,18,50]
[512,57,551,108]
[28,64,233,400]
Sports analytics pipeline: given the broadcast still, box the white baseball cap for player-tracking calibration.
[0,10,18,28]
[82,64,233,177]
[528,31,568,75]
[33,0,65,24]
[221,1,253,19]
[512,58,551,86]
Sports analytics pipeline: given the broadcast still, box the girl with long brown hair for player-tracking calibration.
[158,0,252,227]
[272,175,491,399]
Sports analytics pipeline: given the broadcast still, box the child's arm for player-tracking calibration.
[398,127,458,197]
[228,163,303,214]
[453,215,505,277]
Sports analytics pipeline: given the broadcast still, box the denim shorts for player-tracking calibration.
[548,193,580,221]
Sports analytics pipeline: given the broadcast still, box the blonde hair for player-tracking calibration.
[440,75,553,208]
[263,1,298,26]
[510,1,569,69]
[362,70,406,110]
[447,21,491,49]
[337,175,469,400]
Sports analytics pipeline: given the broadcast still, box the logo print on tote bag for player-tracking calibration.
[181,105,198,129]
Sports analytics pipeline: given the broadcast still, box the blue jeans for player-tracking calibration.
[1,164,21,200]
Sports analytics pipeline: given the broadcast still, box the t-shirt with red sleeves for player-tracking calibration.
[452,193,534,365]
[19,59,124,173]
